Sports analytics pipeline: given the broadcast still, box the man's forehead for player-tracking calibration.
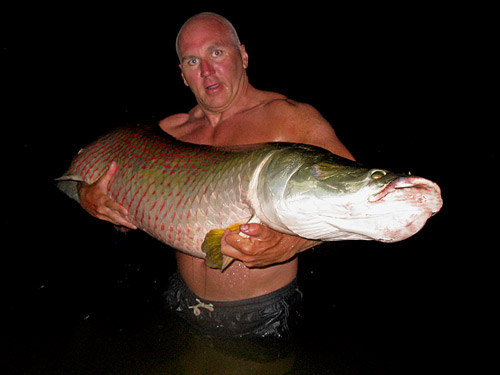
[178,19,233,54]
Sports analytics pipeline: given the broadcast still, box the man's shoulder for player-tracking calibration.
[159,113,190,132]
[262,95,320,117]
[261,95,326,127]
[256,94,353,157]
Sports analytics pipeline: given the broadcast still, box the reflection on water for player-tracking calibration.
[1,271,403,373]
[2,221,415,374]
[39,312,296,375]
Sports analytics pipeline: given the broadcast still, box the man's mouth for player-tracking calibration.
[206,83,222,92]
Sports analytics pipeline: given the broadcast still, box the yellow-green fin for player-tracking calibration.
[202,223,243,271]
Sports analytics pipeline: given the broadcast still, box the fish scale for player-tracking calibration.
[58,125,265,260]
[57,124,443,269]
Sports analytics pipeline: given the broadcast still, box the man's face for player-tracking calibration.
[177,19,248,113]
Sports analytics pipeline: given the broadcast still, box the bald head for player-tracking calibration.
[176,12,241,61]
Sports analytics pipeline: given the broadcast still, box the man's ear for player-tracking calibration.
[240,45,249,69]
[179,64,189,86]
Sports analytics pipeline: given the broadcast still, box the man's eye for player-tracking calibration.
[212,50,223,57]
[188,58,199,66]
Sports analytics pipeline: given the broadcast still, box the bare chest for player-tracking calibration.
[178,117,279,146]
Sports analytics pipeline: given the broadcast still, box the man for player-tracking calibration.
[78,12,354,339]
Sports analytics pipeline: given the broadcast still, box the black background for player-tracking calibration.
[1,3,493,374]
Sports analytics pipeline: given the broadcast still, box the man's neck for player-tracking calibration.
[203,111,225,128]
[199,79,256,128]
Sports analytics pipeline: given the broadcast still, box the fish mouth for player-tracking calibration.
[369,176,443,214]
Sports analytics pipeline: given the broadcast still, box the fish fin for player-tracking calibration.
[55,175,85,203]
[202,223,243,271]
[221,255,235,272]
[54,175,85,182]
[311,162,340,180]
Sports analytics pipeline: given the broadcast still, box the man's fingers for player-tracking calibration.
[105,198,129,217]
[239,223,277,241]
[77,161,137,229]
[97,161,118,188]
[110,215,137,230]
[221,223,299,268]
[96,161,137,228]
[103,198,137,229]
[97,203,137,229]
[223,232,250,253]
[238,223,262,237]
[221,231,251,261]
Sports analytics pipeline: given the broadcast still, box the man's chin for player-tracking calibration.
[199,97,233,113]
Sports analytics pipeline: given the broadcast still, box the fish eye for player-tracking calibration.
[370,169,387,180]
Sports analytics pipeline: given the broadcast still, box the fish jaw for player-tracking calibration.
[365,176,443,242]
[369,176,442,210]
[274,175,442,243]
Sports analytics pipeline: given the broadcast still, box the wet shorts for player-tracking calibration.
[163,272,303,340]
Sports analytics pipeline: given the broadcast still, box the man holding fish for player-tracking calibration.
[73,13,437,339]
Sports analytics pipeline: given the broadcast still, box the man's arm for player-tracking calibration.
[222,100,354,267]
[222,224,320,268]
[77,115,190,229]
[77,103,352,267]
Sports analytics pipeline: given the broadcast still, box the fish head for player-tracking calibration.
[261,148,443,243]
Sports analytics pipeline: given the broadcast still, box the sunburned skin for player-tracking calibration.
[78,13,354,302]
[159,15,354,301]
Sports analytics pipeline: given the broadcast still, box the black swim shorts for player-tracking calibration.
[163,272,303,340]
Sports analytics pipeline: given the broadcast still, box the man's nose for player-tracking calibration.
[200,59,214,77]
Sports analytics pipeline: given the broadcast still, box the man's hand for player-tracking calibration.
[78,161,137,230]
[221,223,319,268]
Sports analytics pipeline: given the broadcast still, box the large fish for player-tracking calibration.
[57,125,443,269]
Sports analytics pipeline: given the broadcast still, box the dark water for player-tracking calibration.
[2,197,446,374]
[4,124,449,374]
[3,123,450,374]
[2,119,450,373]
